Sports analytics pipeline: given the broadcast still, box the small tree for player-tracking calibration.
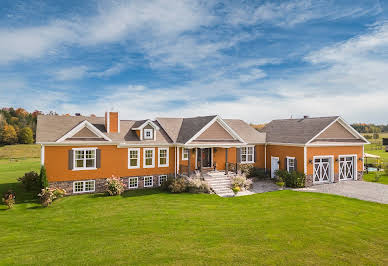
[1,124,18,145]
[40,166,48,188]
[18,127,34,144]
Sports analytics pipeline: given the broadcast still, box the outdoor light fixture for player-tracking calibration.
[309,159,313,164]
[359,157,363,161]
[335,158,339,162]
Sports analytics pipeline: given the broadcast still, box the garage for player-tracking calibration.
[339,155,356,181]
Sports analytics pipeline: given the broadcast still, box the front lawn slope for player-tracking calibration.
[0,190,387,265]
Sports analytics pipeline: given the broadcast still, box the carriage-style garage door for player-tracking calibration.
[313,157,333,184]
[339,155,356,181]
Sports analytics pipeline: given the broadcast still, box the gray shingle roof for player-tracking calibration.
[224,119,266,144]
[261,116,339,144]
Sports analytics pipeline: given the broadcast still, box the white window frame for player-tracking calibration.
[338,154,357,181]
[128,148,140,169]
[144,129,153,140]
[158,148,169,167]
[240,146,254,164]
[144,176,153,187]
[158,175,167,186]
[73,180,95,193]
[287,156,296,173]
[182,148,189,160]
[143,148,155,168]
[72,147,97,171]
[128,177,138,189]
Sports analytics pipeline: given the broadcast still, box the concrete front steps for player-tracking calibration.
[203,172,235,197]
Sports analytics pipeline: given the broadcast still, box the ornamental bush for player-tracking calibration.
[168,178,188,193]
[105,177,126,196]
[40,166,48,188]
[186,177,210,193]
[275,170,305,188]
[2,190,16,209]
[18,171,41,191]
[38,187,66,207]
[231,174,253,191]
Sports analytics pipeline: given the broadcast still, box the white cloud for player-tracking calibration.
[53,66,89,81]
[238,69,266,82]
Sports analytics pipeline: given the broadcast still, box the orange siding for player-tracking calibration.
[306,146,363,175]
[254,145,265,169]
[266,145,305,173]
[45,145,175,182]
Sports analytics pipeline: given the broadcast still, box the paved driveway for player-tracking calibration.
[295,181,388,204]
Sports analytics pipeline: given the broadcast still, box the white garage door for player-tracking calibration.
[313,157,333,184]
[339,156,356,181]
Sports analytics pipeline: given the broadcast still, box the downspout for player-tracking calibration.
[41,144,45,166]
[264,143,267,173]
[174,146,177,179]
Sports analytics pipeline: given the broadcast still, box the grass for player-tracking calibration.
[0,144,40,159]
[363,172,388,185]
[0,145,387,265]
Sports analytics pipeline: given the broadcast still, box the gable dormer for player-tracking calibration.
[56,120,111,142]
[132,120,160,141]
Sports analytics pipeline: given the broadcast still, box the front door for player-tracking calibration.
[313,157,332,183]
[271,157,279,178]
[339,156,355,181]
[197,148,212,168]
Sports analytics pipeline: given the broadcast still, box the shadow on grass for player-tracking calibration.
[121,188,165,198]
[0,182,39,204]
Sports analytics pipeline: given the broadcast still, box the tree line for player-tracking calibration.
[0,108,42,145]
[350,123,388,134]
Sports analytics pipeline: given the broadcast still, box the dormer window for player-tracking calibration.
[144,129,153,140]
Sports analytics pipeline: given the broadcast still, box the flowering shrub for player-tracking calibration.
[232,186,240,194]
[168,178,188,193]
[2,190,15,209]
[105,176,126,196]
[186,177,210,193]
[231,174,253,191]
[38,187,66,207]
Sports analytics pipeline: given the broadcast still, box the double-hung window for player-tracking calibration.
[240,146,254,163]
[128,177,138,189]
[73,180,95,193]
[144,176,153,187]
[158,148,169,167]
[144,129,153,140]
[128,148,140,169]
[143,148,155,168]
[73,148,96,170]
[287,157,296,172]
[182,148,189,160]
[159,175,167,186]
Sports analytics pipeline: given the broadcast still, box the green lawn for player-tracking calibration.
[0,144,40,159]
[0,160,387,264]
[363,172,388,185]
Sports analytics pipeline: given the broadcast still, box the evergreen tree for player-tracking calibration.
[40,166,48,188]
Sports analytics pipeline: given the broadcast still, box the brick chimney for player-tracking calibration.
[105,112,119,133]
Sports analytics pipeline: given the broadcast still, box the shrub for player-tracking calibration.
[38,187,66,207]
[18,171,41,191]
[105,176,126,196]
[18,127,34,144]
[168,178,187,193]
[373,172,382,182]
[2,190,15,209]
[275,170,305,188]
[186,177,210,193]
[384,167,388,176]
[232,186,240,194]
[40,166,48,188]
[240,164,255,176]
[231,174,253,191]
[275,181,285,188]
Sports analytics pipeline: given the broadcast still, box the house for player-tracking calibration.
[36,112,368,194]
[261,116,369,186]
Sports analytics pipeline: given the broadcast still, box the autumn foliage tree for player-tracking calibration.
[18,127,34,144]
[1,124,18,144]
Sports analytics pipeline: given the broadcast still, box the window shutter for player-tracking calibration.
[284,158,288,171]
[294,159,297,172]
[236,148,241,163]
[253,146,257,162]
[68,150,73,170]
[96,149,101,168]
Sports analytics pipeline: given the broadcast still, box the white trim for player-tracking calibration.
[56,120,112,143]
[303,146,307,175]
[143,148,155,168]
[338,154,357,181]
[41,144,45,166]
[240,145,254,164]
[312,155,334,184]
[182,148,189,160]
[264,144,267,172]
[128,148,140,169]
[158,147,169,167]
[144,176,153,187]
[177,147,180,175]
[128,177,138,189]
[132,120,160,131]
[286,156,296,172]
[144,128,154,140]
[195,148,198,169]
[271,156,279,178]
[186,116,245,144]
[72,147,97,171]
[73,180,95,193]
[158,175,168,186]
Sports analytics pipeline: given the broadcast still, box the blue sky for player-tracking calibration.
[1,0,388,123]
